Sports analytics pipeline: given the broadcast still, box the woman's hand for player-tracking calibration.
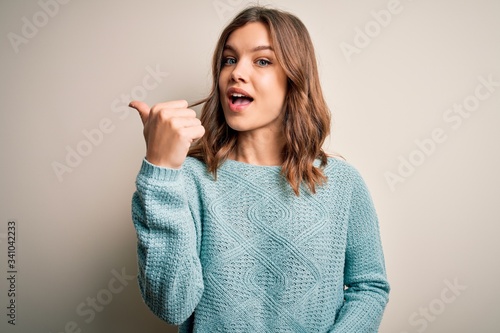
[129,100,205,169]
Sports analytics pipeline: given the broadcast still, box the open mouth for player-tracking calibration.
[227,88,254,110]
[231,93,254,106]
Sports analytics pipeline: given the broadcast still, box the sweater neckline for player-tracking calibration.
[220,158,282,172]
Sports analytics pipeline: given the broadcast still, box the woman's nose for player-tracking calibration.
[230,61,249,83]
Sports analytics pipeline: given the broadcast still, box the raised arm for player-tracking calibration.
[130,100,205,324]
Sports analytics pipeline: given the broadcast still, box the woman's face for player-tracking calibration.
[219,22,288,135]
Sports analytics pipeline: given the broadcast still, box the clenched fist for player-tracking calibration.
[129,100,205,169]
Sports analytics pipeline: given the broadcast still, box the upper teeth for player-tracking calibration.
[232,93,246,97]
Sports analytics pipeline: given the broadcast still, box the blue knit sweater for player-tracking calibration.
[132,156,389,332]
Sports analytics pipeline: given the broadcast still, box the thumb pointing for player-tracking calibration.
[129,100,150,125]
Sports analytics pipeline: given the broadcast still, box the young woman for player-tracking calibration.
[130,6,389,333]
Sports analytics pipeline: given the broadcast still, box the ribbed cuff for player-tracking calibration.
[139,158,182,182]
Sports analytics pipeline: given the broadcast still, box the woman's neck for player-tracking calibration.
[230,130,285,166]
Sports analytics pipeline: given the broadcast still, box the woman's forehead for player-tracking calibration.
[224,22,273,50]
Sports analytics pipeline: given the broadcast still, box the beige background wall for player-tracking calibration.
[1,0,499,332]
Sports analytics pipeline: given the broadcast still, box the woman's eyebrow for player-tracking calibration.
[223,44,274,52]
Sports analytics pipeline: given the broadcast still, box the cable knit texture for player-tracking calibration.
[132,156,389,333]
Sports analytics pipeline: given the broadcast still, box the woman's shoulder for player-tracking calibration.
[323,155,366,187]
[324,155,358,174]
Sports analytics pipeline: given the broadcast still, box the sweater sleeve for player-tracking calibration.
[330,169,390,332]
[131,158,204,325]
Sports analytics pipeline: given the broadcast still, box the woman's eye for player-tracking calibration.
[256,59,271,67]
[223,57,236,65]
